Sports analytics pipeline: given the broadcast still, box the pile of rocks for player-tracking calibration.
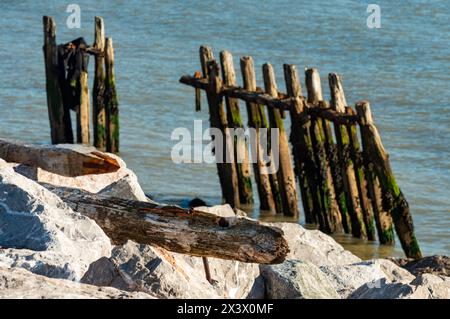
[0,145,448,299]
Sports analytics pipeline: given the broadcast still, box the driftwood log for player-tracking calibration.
[45,185,289,264]
[0,139,120,177]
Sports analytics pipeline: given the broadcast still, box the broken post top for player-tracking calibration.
[240,56,257,91]
[200,45,214,78]
[283,64,302,97]
[94,16,105,51]
[220,50,238,86]
[43,16,56,43]
[305,68,323,104]
[329,73,347,113]
[355,100,374,125]
[262,63,278,97]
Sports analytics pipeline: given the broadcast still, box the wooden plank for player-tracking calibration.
[283,64,316,223]
[45,186,289,264]
[328,73,367,239]
[0,138,120,177]
[220,51,254,205]
[179,75,359,125]
[356,101,421,259]
[240,56,276,212]
[92,16,107,150]
[105,38,119,153]
[305,68,342,233]
[43,16,73,144]
[263,63,299,217]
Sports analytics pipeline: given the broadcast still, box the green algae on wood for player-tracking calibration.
[43,16,73,144]
[92,17,107,150]
[263,63,299,217]
[356,100,422,259]
[305,68,342,233]
[220,51,254,205]
[329,73,367,239]
[240,56,276,212]
[200,47,240,208]
[283,64,320,224]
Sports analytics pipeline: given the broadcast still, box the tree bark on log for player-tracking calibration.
[45,186,289,264]
[0,138,120,177]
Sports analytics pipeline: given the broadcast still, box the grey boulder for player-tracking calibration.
[0,166,111,280]
[0,266,154,299]
[260,260,340,299]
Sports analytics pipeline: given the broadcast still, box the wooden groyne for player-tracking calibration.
[43,16,119,153]
[180,46,422,259]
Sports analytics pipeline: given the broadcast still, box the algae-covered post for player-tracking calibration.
[262,63,298,217]
[305,68,341,233]
[199,47,240,208]
[283,64,316,223]
[240,56,276,212]
[356,101,422,259]
[43,16,73,144]
[93,17,107,150]
[204,59,240,208]
[329,73,367,239]
[345,106,376,240]
[105,38,119,153]
[220,51,254,205]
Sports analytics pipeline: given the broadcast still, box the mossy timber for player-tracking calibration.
[220,51,254,205]
[92,17,107,151]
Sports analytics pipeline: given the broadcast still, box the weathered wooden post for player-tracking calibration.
[345,106,376,240]
[105,38,119,153]
[240,56,276,212]
[76,71,90,144]
[220,51,254,205]
[365,160,395,244]
[43,16,73,144]
[262,63,299,217]
[283,64,320,224]
[305,68,342,232]
[199,47,240,208]
[356,101,421,258]
[92,16,107,150]
[328,73,367,238]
